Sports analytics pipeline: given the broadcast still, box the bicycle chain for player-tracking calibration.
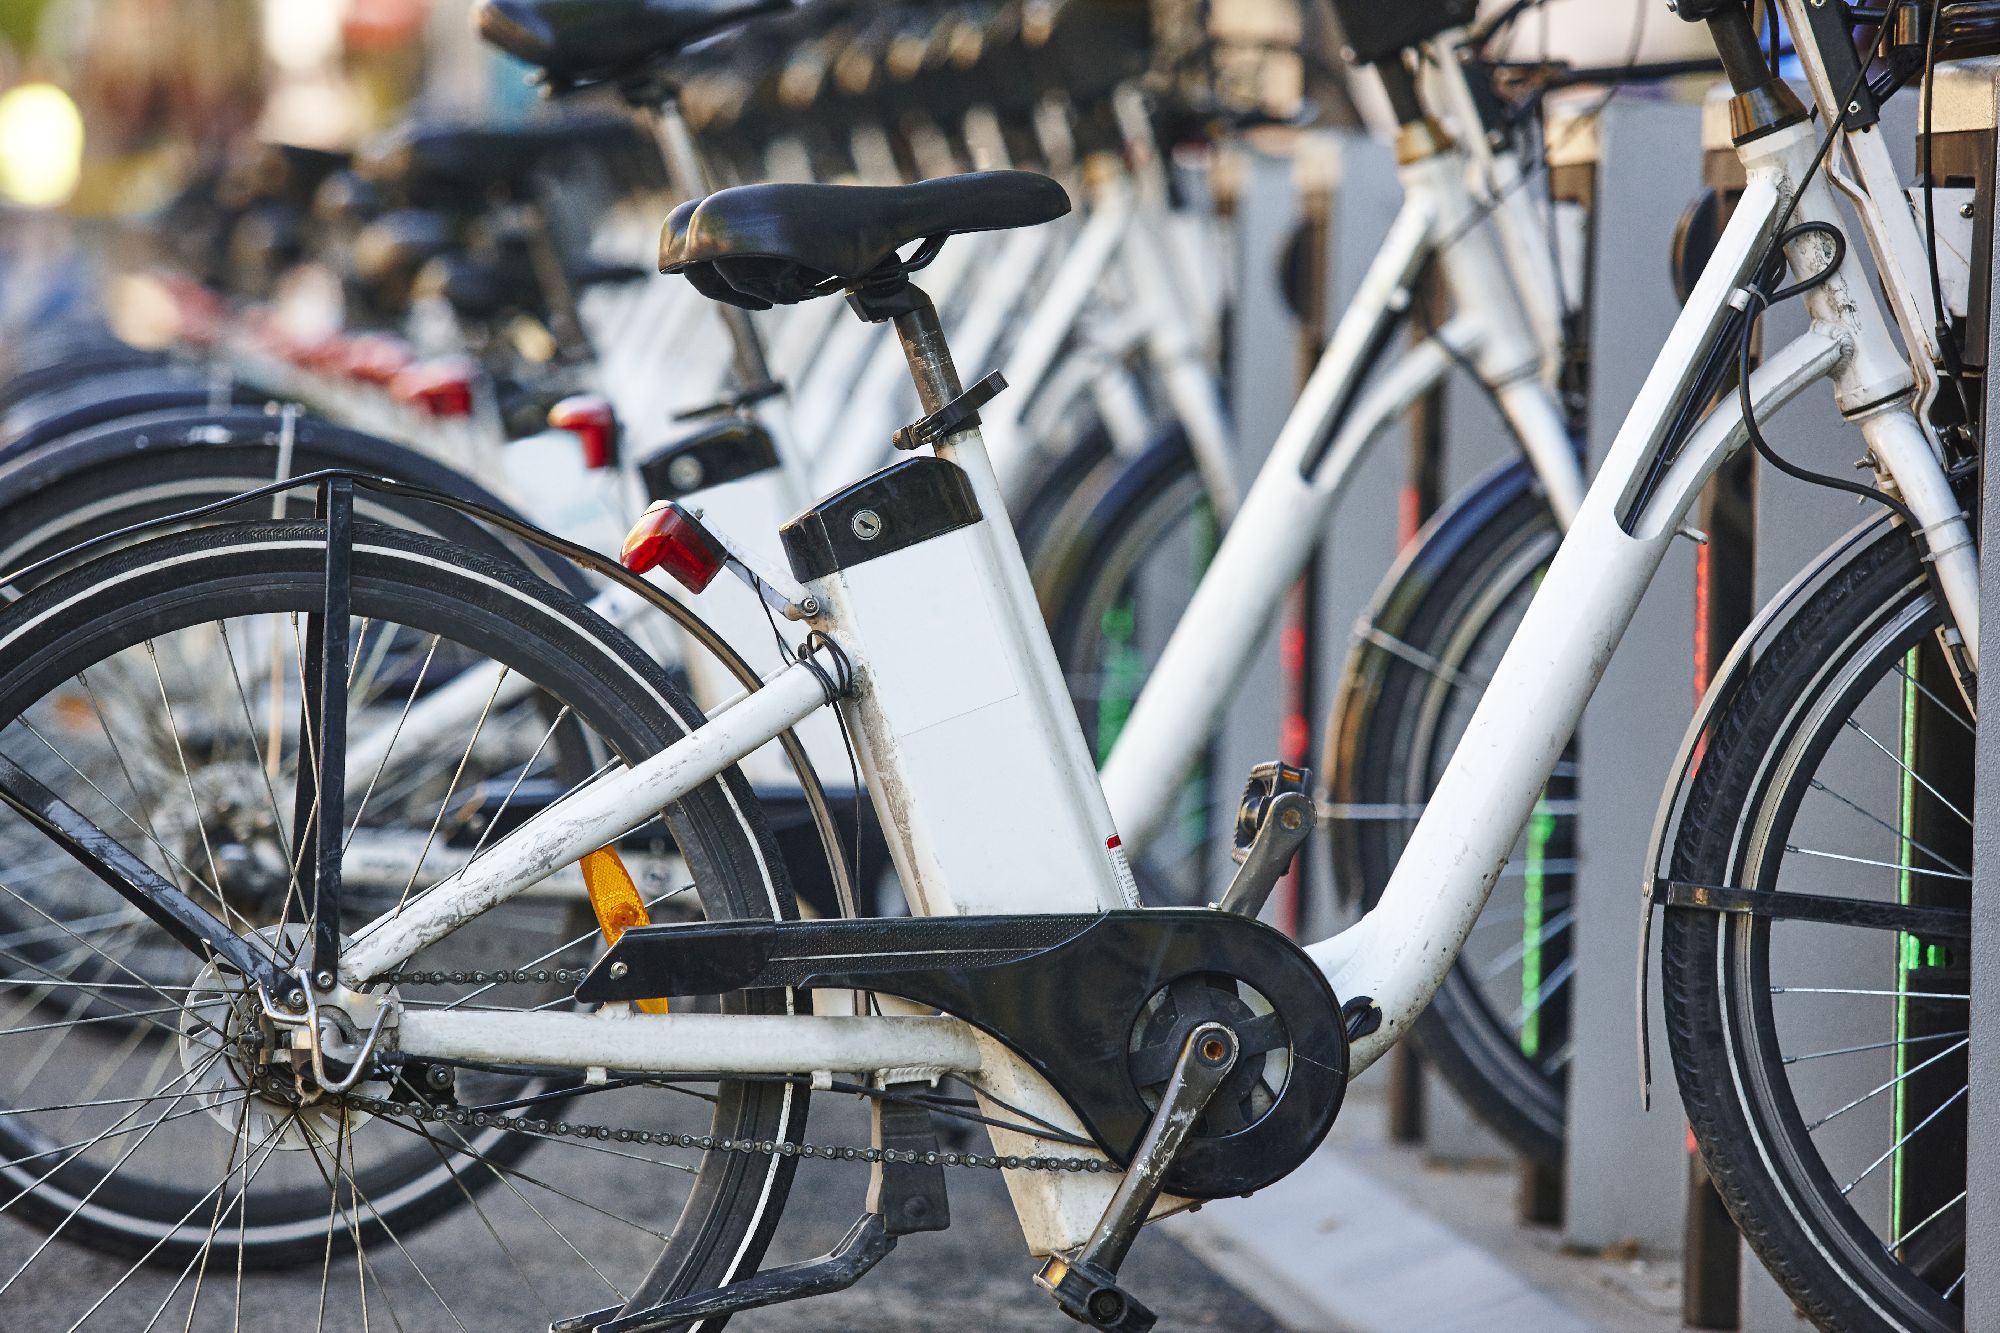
[361,969,1113,1174]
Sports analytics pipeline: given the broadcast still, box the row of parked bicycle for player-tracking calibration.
[0,0,1980,1327]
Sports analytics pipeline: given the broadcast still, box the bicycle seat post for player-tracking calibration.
[646,101,780,395]
[884,284,964,420]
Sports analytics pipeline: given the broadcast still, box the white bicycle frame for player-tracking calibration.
[287,7,1984,1260]
[1097,54,1587,850]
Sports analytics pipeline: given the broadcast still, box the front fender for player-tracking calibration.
[1633,511,1900,1105]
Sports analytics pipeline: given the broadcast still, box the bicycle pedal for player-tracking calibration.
[1230,761,1311,864]
[1037,1255,1158,1332]
[1217,762,1315,918]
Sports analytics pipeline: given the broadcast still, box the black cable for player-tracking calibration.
[825,1077,1100,1149]
[1734,221,1927,537]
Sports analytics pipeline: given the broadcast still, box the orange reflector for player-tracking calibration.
[580,847,668,1014]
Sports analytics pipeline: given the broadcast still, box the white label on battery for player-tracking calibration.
[1105,836,1141,909]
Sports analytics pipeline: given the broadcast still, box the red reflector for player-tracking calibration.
[621,500,725,591]
[390,358,476,418]
[548,393,619,469]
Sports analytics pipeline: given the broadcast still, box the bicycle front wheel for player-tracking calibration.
[0,519,804,1328]
[1663,523,1967,1331]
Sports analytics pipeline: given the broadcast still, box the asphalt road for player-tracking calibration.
[0,1093,1281,1332]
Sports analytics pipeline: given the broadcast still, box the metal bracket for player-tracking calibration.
[1654,879,1971,939]
[685,505,820,619]
[890,370,1007,451]
[867,1081,952,1235]
[301,477,354,988]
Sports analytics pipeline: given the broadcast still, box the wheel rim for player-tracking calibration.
[0,527,798,1328]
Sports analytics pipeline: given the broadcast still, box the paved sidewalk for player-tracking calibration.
[1165,1074,1684,1333]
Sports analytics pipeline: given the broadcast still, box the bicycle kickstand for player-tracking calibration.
[549,1084,949,1333]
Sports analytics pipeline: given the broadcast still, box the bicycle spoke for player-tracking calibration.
[1887,661,1974,738]
[126,1101,255,1333]
[343,633,442,851]
[1507,955,1575,1032]
[1890,1188,1965,1251]
[1772,986,1968,1001]
[1476,908,1573,983]
[365,1111,679,1239]
[457,705,570,868]
[214,619,297,854]
[1805,1038,1967,1133]
[391,666,511,918]
[1805,779,1969,876]
[1782,1029,1968,1066]
[1842,716,1972,827]
[143,640,235,926]
[1780,844,1968,881]
[10,719,249,933]
[315,1143,471,1333]
[422,1105,629,1301]
[66,1116,292,1331]
[1839,1084,1966,1197]
[402,1119,555,1325]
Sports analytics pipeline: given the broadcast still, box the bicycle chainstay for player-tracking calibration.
[359,965,1112,1173]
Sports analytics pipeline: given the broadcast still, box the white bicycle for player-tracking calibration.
[0,0,1983,1328]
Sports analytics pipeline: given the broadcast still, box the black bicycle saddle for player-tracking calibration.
[479,0,793,83]
[659,170,1071,309]
[358,116,643,204]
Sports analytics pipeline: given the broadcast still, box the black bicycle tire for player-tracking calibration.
[0,520,806,1314]
[1661,525,1961,1332]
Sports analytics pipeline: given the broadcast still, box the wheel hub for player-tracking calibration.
[179,927,394,1151]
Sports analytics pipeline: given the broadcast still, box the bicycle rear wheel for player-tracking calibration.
[1662,524,1967,1331]
[0,520,804,1328]
[1036,427,1221,905]
[1326,461,1571,1165]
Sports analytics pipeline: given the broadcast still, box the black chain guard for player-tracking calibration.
[576,909,1347,1198]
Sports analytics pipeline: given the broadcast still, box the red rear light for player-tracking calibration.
[548,393,619,469]
[390,357,476,417]
[621,500,725,592]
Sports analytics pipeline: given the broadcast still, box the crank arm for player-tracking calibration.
[1036,1022,1237,1331]
[0,753,286,994]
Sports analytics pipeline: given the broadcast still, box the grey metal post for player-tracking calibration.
[1964,77,2000,1333]
[1564,96,1703,1256]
